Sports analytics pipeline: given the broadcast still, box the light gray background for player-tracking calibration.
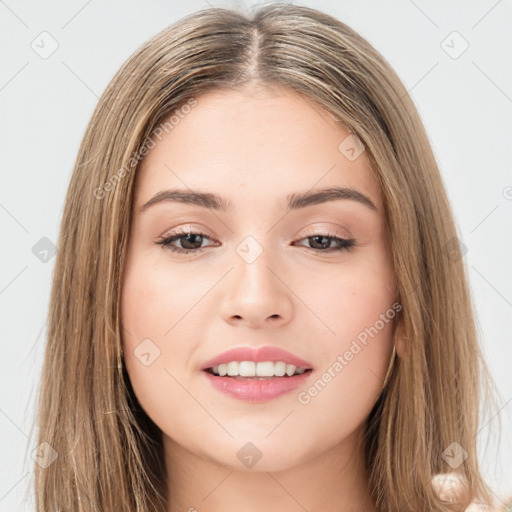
[1,1,511,510]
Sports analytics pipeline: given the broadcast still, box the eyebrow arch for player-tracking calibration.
[140,187,377,214]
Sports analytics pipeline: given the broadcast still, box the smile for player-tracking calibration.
[205,360,311,378]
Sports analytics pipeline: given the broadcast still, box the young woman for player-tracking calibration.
[34,4,502,511]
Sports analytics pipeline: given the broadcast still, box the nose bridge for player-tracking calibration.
[220,233,293,326]
[233,233,280,300]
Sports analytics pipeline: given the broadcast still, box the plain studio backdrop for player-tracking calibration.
[1,1,511,510]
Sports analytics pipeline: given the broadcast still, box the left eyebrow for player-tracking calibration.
[139,186,378,214]
[287,187,377,212]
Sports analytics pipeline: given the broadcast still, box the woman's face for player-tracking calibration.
[121,86,397,473]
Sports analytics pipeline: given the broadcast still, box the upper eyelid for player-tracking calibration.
[163,227,352,240]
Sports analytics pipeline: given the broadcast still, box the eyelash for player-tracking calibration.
[155,228,356,254]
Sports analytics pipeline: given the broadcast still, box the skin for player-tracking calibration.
[121,85,399,512]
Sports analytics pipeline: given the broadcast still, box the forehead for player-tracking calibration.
[134,86,382,212]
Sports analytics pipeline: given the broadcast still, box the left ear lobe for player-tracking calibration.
[394,320,407,359]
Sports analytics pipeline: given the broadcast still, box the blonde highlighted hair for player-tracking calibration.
[34,4,498,511]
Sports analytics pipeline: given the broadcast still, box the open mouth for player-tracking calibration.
[202,359,314,401]
[204,361,313,379]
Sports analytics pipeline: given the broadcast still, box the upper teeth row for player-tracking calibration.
[211,361,307,377]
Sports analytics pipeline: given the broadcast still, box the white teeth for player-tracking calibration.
[239,361,256,377]
[210,361,309,377]
[255,361,274,377]
[226,361,238,376]
[272,361,286,377]
[285,364,295,376]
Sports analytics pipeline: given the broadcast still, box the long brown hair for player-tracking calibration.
[34,4,498,511]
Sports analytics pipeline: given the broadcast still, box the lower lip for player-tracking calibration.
[203,370,313,402]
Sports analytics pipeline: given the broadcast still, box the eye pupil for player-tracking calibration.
[181,233,203,249]
[310,235,330,249]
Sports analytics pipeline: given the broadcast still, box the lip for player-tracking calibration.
[203,370,312,402]
[200,345,313,371]
[200,345,314,403]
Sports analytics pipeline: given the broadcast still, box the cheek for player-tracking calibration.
[120,255,188,418]
[121,253,200,346]
[298,256,396,404]
[307,251,396,348]
[307,282,396,382]
[295,285,396,447]
[318,281,395,339]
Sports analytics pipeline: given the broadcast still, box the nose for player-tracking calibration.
[219,247,294,329]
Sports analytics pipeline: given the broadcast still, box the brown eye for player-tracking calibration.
[294,233,356,252]
[156,230,216,254]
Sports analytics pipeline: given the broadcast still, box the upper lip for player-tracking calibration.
[201,346,314,371]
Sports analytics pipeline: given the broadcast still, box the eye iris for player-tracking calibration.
[309,235,331,249]
[181,233,203,250]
